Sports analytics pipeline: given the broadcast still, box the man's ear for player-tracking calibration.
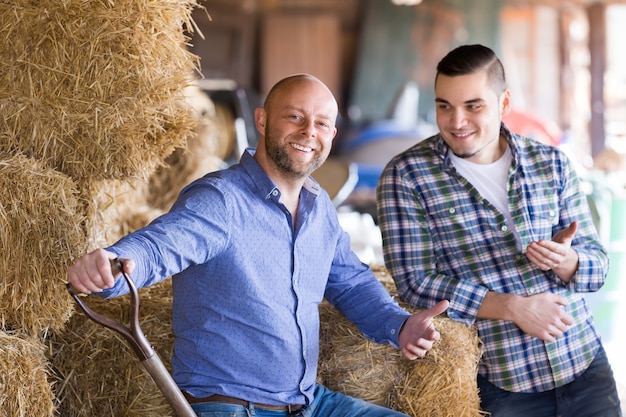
[500,89,512,117]
[254,107,266,135]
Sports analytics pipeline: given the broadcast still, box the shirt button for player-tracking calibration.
[501,225,509,232]
[390,329,396,335]
[272,190,279,196]
[449,208,455,214]
[549,210,556,217]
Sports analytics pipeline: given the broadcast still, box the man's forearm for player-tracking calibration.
[476,291,518,321]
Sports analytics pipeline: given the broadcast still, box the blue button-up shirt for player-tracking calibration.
[377,126,609,393]
[99,149,410,405]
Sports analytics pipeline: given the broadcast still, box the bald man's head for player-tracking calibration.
[264,74,337,120]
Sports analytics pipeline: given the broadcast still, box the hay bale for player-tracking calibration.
[391,315,485,417]
[0,154,87,336]
[0,330,55,417]
[211,103,237,161]
[81,178,164,248]
[147,87,234,211]
[51,279,176,417]
[318,270,485,417]
[318,301,404,407]
[0,0,200,183]
[376,268,485,416]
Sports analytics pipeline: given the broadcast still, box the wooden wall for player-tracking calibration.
[189,0,360,111]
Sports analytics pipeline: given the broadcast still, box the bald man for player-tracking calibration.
[69,74,448,417]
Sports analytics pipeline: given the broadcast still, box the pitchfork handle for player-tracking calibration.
[66,258,152,360]
[66,258,197,417]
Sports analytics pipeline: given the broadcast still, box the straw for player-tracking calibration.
[0,330,56,417]
[0,0,201,183]
[0,154,87,336]
[51,280,176,417]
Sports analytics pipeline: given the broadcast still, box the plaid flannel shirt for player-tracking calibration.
[377,126,609,393]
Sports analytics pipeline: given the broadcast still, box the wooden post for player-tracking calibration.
[588,3,606,158]
[558,9,572,132]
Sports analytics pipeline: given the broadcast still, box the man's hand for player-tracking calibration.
[398,300,449,360]
[509,292,574,342]
[526,221,579,282]
[67,248,135,294]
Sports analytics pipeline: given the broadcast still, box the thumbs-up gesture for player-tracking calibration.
[398,300,450,360]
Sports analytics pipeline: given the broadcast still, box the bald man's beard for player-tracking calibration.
[264,129,326,179]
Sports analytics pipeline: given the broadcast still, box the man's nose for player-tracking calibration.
[300,119,316,136]
[449,109,467,127]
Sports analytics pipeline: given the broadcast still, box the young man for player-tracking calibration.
[68,74,449,417]
[377,44,622,416]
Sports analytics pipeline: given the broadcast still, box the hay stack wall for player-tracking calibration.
[0,154,86,336]
[0,0,199,184]
[0,1,202,415]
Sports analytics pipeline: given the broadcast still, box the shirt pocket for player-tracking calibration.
[425,196,489,253]
[527,194,559,239]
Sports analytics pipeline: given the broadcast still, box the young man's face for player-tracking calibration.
[435,70,510,164]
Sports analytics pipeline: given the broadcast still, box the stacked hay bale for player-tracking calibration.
[0,0,198,185]
[0,331,55,416]
[79,83,228,245]
[318,267,486,417]
[147,84,232,211]
[0,154,88,416]
[0,155,87,336]
[0,1,203,415]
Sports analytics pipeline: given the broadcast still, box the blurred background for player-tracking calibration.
[189,0,626,400]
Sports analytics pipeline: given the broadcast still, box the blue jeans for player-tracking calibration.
[191,384,408,417]
[477,345,622,417]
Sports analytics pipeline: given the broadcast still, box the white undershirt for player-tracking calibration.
[450,146,522,248]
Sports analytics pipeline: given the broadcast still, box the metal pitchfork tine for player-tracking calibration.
[66,258,196,417]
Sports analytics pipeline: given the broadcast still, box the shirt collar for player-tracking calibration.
[239,148,322,202]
